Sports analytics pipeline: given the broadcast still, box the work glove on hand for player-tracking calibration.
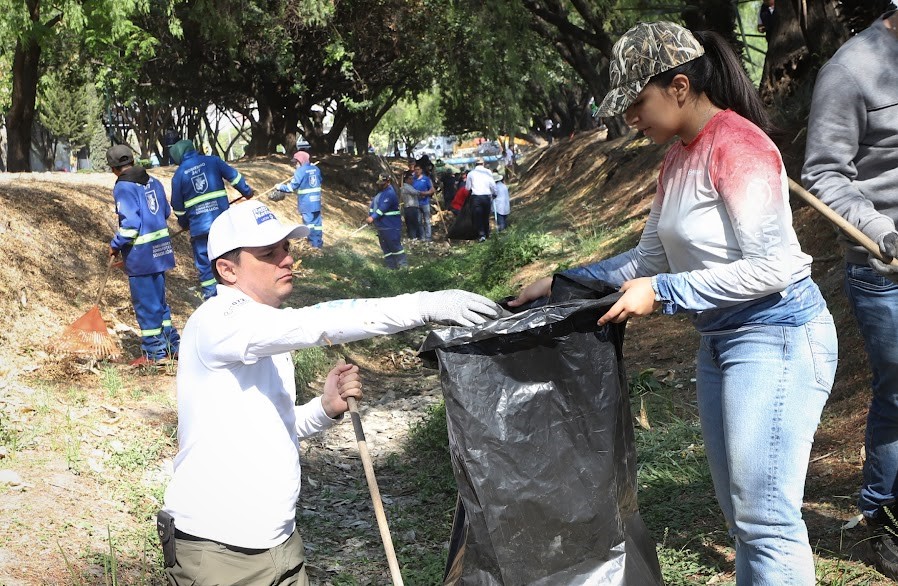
[418,290,502,327]
[869,232,898,284]
[268,188,287,202]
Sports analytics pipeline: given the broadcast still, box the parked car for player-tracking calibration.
[475,141,501,156]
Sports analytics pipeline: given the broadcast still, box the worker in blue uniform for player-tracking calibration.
[106,144,180,365]
[272,150,323,248]
[367,173,407,269]
[170,140,255,299]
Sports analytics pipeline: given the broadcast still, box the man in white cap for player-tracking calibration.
[465,157,497,241]
[158,200,501,584]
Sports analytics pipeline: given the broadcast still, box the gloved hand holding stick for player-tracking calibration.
[337,358,405,586]
[261,180,296,200]
[788,178,898,268]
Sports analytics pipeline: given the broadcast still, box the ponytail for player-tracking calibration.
[650,30,773,135]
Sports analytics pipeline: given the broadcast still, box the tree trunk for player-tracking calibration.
[7,33,41,172]
[761,0,890,102]
[247,98,276,156]
[604,116,629,139]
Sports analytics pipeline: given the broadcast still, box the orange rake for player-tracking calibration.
[48,255,121,360]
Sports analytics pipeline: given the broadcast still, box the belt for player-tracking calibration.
[175,529,269,555]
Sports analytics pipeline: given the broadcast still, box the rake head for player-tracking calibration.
[48,305,121,360]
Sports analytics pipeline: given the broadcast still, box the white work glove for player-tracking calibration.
[418,290,502,327]
[869,231,898,284]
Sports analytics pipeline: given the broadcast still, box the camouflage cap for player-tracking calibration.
[595,21,704,118]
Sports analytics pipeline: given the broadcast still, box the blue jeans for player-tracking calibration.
[696,311,837,585]
[419,204,432,241]
[844,263,898,518]
[404,207,422,240]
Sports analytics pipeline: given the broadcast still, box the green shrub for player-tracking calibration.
[292,346,331,403]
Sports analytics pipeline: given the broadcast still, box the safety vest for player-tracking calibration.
[369,185,402,230]
[171,151,253,237]
[111,175,175,276]
[286,163,322,214]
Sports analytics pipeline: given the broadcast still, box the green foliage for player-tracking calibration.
[292,346,332,403]
[99,364,124,400]
[374,89,443,156]
[656,535,719,586]
[296,223,556,306]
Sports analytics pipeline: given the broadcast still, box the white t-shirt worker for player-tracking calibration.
[160,201,501,585]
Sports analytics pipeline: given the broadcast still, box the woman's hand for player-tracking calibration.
[507,276,553,308]
[321,362,362,418]
[598,277,660,325]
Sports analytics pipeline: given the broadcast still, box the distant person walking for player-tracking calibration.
[466,158,497,241]
[412,162,435,242]
[400,171,423,240]
[503,146,515,179]
[367,173,407,269]
[106,144,179,365]
[492,173,510,231]
[170,140,255,300]
[440,169,457,209]
[163,128,179,166]
[450,171,471,215]
[757,0,776,42]
[273,151,324,249]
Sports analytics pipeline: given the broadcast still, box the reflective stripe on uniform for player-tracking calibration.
[174,210,186,216]
[297,188,320,194]
[230,173,243,186]
[118,228,139,239]
[383,249,406,258]
[134,228,170,245]
[141,327,163,336]
[184,189,226,209]
[162,319,172,328]
[306,225,323,231]
[201,278,217,288]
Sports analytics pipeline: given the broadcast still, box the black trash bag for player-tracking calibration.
[447,194,479,240]
[420,275,663,586]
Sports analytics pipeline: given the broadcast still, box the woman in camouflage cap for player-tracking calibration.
[512,21,836,585]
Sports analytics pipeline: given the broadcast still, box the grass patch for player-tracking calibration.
[294,222,560,303]
[293,346,332,403]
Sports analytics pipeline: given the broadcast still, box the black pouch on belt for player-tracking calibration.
[156,510,177,568]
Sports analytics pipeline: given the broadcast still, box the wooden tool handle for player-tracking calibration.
[337,359,404,586]
[788,178,898,267]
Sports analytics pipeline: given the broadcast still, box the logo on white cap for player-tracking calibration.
[208,201,309,261]
[253,205,277,225]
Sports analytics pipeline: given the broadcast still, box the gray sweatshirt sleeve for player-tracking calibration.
[802,61,896,246]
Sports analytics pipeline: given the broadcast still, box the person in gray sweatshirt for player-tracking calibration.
[802,8,898,579]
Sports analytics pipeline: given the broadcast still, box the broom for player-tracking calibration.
[48,254,121,360]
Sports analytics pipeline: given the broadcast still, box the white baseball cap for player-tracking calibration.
[208,201,310,260]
